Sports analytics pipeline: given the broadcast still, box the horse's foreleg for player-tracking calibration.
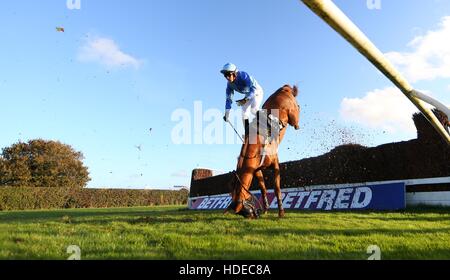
[254,170,269,214]
[273,159,285,218]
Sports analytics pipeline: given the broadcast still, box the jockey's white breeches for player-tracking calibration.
[242,86,264,121]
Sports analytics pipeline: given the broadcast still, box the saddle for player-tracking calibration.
[250,110,286,144]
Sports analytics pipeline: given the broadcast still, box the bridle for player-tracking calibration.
[231,170,263,218]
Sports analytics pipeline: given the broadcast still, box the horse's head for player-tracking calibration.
[286,85,301,130]
[226,171,260,219]
[263,85,301,132]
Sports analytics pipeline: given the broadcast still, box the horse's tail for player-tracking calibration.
[292,85,298,97]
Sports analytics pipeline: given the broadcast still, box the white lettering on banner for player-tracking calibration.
[195,196,232,209]
[211,197,223,209]
[294,191,310,208]
[282,192,297,208]
[304,191,321,209]
[317,190,337,210]
[192,185,384,210]
[203,198,213,209]
[197,198,208,209]
[208,197,218,209]
[334,188,353,209]
[270,193,286,208]
[351,187,372,209]
[207,198,216,209]
[219,197,232,209]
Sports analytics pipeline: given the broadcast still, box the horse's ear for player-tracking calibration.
[292,85,298,97]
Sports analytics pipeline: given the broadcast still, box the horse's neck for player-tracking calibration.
[239,139,262,158]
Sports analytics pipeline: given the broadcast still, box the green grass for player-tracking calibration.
[1,206,450,260]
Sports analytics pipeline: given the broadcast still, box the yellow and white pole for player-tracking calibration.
[300,0,450,145]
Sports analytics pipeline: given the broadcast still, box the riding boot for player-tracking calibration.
[244,119,250,140]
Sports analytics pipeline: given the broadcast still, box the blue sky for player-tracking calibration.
[1,0,449,189]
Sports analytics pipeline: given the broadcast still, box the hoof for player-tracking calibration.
[278,210,285,218]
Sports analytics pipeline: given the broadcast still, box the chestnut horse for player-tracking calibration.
[226,85,300,218]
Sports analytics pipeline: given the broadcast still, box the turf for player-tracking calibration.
[1,206,450,260]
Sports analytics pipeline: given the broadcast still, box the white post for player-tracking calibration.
[300,0,450,145]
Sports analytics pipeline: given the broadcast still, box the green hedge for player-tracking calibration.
[0,187,189,211]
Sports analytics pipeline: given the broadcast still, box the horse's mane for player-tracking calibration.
[280,84,298,97]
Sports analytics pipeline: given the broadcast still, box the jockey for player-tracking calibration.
[220,63,264,138]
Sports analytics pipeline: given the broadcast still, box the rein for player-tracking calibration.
[233,171,264,214]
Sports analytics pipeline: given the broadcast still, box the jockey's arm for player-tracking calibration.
[225,85,234,114]
[240,72,257,100]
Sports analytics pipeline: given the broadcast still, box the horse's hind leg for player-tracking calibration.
[254,170,269,214]
[273,158,285,218]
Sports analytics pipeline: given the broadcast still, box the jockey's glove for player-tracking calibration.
[223,110,230,122]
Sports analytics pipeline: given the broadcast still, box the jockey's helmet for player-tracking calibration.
[220,63,237,74]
